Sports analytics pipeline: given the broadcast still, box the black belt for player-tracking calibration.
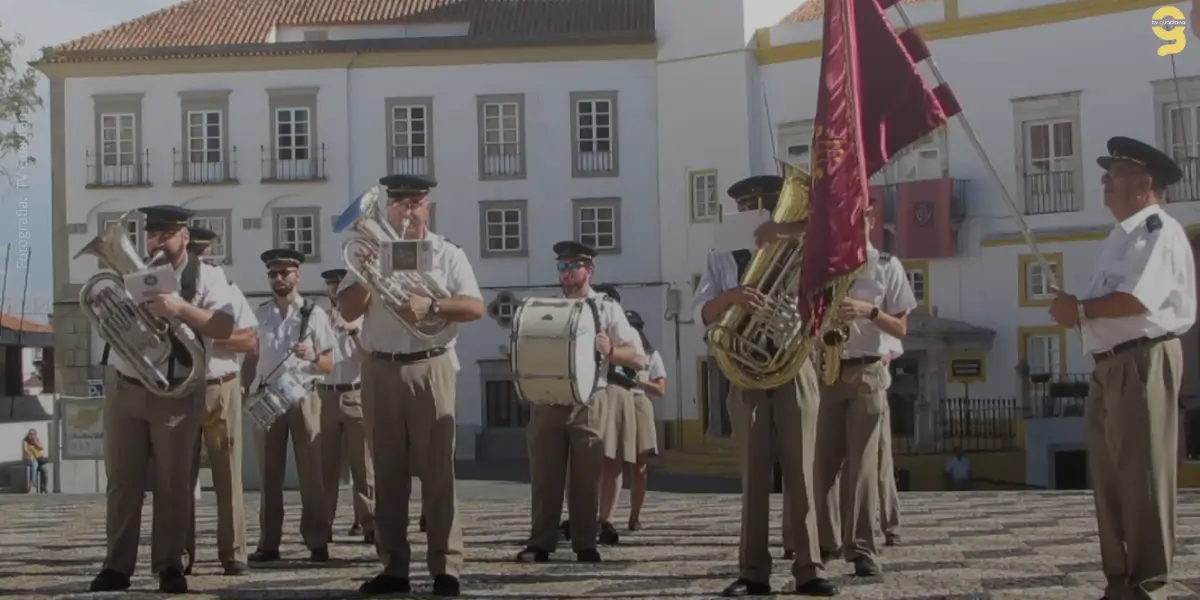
[1092,334,1178,364]
[370,347,447,364]
[317,382,362,392]
[841,356,882,366]
[206,372,237,386]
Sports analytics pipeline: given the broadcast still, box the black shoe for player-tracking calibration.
[419,515,427,532]
[516,547,551,563]
[432,574,461,597]
[349,524,363,536]
[359,574,411,596]
[628,519,643,531]
[852,555,881,577]
[223,560,249,575]
[363,531,375,544]
[885,533,900,547]
[559,520,571,540]
[820,549,841,564]
[782,549,795,560]
[795,577,839,596]
[721,578,771,596]
[158,568,188,594]
[575,548,602,562]
[310,547,330,562]
[598,521,620,545]
[248,549,280,563]
[88,569,130,592]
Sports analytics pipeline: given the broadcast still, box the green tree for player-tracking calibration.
[0,25,42,180]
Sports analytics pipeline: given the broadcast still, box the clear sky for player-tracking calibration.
[0,0,179,322]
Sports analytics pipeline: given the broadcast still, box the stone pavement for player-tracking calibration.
[3,482,1200,598]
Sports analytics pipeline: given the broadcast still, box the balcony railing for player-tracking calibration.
[1024,170,1075,214]
[481,150,522,178]
[878,178,969,225]
[261,143,326,182]
[1168,156,1200,203]
[85,149,151,188]
[575,149,616,176]
[390,150,431,177]
[888,396,1021,454]
[1027,372,1089,418]
[173,147,237,185]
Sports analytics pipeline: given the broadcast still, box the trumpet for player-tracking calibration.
[74,210,205,397]
[335,186,450,340]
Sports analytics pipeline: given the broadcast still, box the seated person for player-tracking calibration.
[22,429,48,493]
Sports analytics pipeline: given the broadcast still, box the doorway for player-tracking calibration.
[888,356,921,436]
[1053,449,1088,490]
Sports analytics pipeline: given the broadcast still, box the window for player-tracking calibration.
[387,98,432,176]
[574,198,621,253]
[190,211,232,264]
[571,91,618,176]
[484,379,529,428]
[478,94,525,179]
[267,88,320,181]
[99,113,137,186]
[96,212,144,266]
[1018,252,1063,307]
[1154,77,1200,202]
[778,120,813,171]
[273,208,320,260]
[276,108,310,162]
[184,110,223,182]
[1019,326,1065,377]
[902,260,929,311]
[1013,92,1081,214]
[883,132,943,181]
[478,200,528,258]
[689,170,719,222]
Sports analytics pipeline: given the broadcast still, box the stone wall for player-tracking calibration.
[53,284,92,398]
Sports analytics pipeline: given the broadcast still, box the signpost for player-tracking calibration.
[948,351,987,399]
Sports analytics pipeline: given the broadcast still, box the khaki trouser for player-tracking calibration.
[367,353,462,578]
[878,402,900,536]
[319,386,375,535]
[253,391,328,551]
[814,360,888,561]
[185,377,247,566]
[1087,338,1181,600]
[526,388,610,552]
[102,372,203,576]
[727,360,824,585]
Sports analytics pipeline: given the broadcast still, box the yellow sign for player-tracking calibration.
[1152,6,1187,56]
[947,351,987,384]
[62,400,104,459]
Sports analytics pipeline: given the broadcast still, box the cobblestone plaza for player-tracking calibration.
[3,482,1200,598]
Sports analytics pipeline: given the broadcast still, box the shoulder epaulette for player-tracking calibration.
[1146,214,1162,233]
[878,252,893,261]
[258,299,270,307]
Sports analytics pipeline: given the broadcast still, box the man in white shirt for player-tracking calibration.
[338,174,485,598]
[182,227,258,576]
[516,241,645,565]
[1049,136,1196,600]
[318,268,375,545]
[88,205,235,595]
[943,447,970,490]
[247,248,336,564]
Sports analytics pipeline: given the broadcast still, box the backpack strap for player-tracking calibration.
[732,249,753,282]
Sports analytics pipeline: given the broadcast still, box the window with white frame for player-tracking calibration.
[390,103,429,175]
[1166,102,1200,201]
[101,214,143,254]
[1025,261,1058,300]
[480,99,522,177]
[484,207,522,253]
[100,113,137,183]
[905,269,926,304]
[190,215,229,263]
[574,94,615,174]
[690,171,719,221]
[577,202,618,250]
[186,110,223,180]
[885,133,940,181]
[276,211,317,258]
[1025,333,1062,376]
[275,107,311,176]
[778,122,813,170]
[1024,119,1075,212]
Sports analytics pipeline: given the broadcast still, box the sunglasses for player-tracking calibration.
[267,269,295,279]
[556,261,588,273]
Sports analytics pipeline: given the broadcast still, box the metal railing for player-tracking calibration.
[1168,157,1200,203]
[261,143,326,182]
[1028,372,1089,418]
[483,380,529,429]
[173,146,237,184]
[1024,170,1076,214]
[876,178,969,225]
[85,149,151,187]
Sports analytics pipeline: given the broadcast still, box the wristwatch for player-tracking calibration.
[430,299,442,315]
[868,306,880,320]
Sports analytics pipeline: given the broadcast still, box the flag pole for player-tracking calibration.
[0,243,9,319]
[16,246,30,345]
[892,4,1060,290]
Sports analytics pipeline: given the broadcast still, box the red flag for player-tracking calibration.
[799,0,962,334]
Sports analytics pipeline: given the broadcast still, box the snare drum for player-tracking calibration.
[245,386,289,430]
[510,298,601,406]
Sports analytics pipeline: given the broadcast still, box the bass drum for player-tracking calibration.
[509,298,600,406]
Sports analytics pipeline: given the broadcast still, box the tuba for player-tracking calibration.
[335,186,451,340]
[74,210,206,397]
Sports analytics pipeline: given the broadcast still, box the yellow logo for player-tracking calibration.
[1152,6,1187,56]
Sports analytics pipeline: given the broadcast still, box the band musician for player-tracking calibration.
[181,227,258,576]
[87,205,236,594]
[247,248,336,564]
[338,173,485,598]
[318,268,375,545]
[694,176,837,597]
[517,241,646,564]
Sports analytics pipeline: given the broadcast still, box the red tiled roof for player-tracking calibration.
[0,314,52,334]
[52,0,654,55]
[778,0,937,24]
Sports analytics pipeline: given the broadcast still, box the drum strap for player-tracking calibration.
[586,297,638,390]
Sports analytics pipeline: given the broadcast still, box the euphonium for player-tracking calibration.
[707,163,813,390]
[335,186,451,340]
[74,210,206,397]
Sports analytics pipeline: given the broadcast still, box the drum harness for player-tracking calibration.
[252,298,316,396]
[586,297,638,391]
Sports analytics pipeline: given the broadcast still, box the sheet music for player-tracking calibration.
[124,263,180,300]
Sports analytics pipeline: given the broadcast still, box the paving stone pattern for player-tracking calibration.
[3,486,1200,598]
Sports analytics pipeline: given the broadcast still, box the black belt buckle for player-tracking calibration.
[372,347,447,363]
[842,356,881,366]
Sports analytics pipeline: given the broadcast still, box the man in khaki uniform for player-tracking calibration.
[516,241,645,564]
[182,227,258,576]
[1050,136,1196,600]
[339,174,485,598]
[87,205,236,594]
[811,195,916,578]
[695,176,837,597]
[318,268,375,545]
[247,248,336,563]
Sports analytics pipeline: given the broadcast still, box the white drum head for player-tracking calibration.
[570,308,599,403]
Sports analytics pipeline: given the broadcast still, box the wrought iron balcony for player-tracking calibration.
[1167,156,1200,203]
[1027,372,1089,418]
[85,149,151,188]
[173,146,238,185]
[878,178,969,226]
[261,143,326,183]
[1023,170,1076,214]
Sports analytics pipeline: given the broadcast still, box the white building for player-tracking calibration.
[40,0,1200,477]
